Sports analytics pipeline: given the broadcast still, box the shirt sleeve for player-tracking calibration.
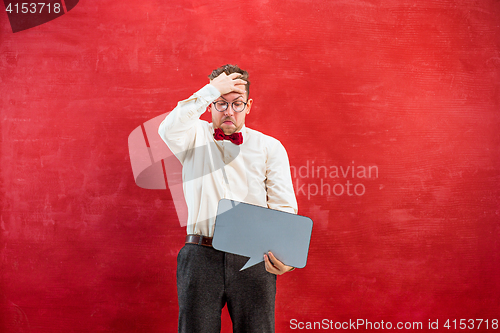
[265,139,298,214]
[158,84,221,163]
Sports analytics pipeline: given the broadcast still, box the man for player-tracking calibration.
[158,64,298,333]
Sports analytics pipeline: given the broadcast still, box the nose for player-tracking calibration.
[223,105,234,117]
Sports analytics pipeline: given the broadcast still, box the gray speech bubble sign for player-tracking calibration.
[212,199,313,271]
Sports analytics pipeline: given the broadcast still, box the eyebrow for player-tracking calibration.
[217,95,244,102]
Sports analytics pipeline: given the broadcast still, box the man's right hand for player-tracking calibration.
[210,72,247,95]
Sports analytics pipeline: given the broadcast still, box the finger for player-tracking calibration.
[264,254,278,274]
[232,78,247,85]
[264,254,273,267]
[267,266,280,275]
[227,72,241,79]
[264,255,281,275]
[264,254,272,270]
[267,252,285,269]
[266,253,286,275]
[211,72,227,81]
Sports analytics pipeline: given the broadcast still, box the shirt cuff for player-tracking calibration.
[175,84,221,122]
[195,84,221,106]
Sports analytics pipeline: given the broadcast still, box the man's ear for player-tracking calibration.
[246,99,253,114]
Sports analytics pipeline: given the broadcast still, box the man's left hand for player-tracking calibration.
[264,251,295,275]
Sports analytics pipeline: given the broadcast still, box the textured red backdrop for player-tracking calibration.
[1,0,499,332]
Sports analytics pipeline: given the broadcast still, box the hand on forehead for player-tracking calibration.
[210,72,247,96]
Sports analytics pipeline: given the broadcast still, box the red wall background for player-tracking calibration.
[1,0,499,332]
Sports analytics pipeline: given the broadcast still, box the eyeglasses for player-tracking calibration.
[212,100,248,113]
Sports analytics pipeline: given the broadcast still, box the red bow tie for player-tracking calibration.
[213,128,243,145]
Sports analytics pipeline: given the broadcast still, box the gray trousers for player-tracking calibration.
[177,243,277,333]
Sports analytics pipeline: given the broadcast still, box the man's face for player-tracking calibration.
[209,91,252,135]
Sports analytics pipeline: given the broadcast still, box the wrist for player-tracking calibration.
[208,81,224,95]
[203,83,222,101]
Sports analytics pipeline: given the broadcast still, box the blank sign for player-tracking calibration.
[213,199,313,270]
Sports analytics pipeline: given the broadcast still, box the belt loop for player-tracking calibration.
[198,235,203,245]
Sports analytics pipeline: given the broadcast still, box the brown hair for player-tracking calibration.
[208,64,250,97]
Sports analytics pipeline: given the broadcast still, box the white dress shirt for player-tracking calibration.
[158,84,298,237]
